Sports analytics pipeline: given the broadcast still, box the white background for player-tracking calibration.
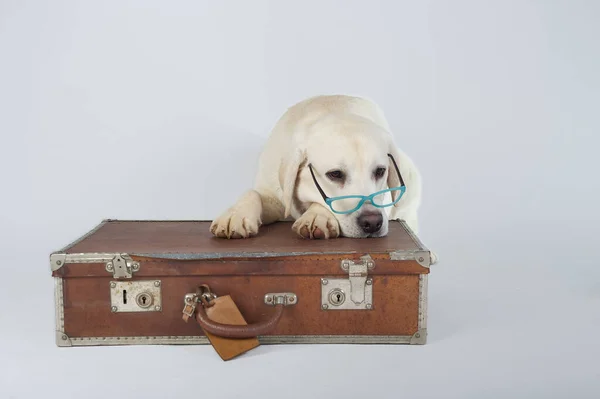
[1,1,599,398]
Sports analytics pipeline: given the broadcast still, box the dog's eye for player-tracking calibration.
[326,170,345,181]
[374,167,386,179]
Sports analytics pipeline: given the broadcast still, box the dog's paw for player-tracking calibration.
[210,211,261,239]
[292,208,340,239]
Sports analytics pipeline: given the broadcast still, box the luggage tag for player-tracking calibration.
[183,285,259,361]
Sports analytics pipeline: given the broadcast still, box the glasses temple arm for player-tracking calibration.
[308,164,330,201]
[387,154,405,187]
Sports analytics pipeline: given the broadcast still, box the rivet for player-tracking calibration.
[366,279,372,285]
[415,333,421,338]
[111,306,117,312]
[110,282,116,288]
[56,260,62,266]
[62,335,67,340]
[155,306,161,311]
[418,257,424,262]
[289,297,295,302]
[266,296,272,302]
[154,281,160,287]
[322,279,328,285]
[322,304,329,310]
[366,303,372,309]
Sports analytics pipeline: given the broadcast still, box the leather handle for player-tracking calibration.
[195,304,285,338]
[193,292,297,339]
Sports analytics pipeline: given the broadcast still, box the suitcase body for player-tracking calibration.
[50,219,436,346]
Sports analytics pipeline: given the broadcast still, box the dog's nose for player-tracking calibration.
[357,212,383,234]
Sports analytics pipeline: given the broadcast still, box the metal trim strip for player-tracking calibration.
[418,274,428,330]
[54,277,72,347]
[54,277,64,332]
[52,250,431,263]
[50,252,128,272]
[53,252,124,263]
[61,334,423,346]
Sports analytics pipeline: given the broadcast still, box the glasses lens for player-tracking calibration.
[372,191,394,206]
[329,197,363,213]
[372,188,404,207]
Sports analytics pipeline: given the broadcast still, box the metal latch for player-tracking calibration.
[321,255,374,310]
[105,254,139,279]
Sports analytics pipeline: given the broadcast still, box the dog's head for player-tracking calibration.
[279,115,411,238]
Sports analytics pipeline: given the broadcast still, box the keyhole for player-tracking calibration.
[329,289,345,306]
[123,290,127,304]
[136,292,152,308]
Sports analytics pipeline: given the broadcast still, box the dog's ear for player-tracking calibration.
[279,148,306,218]
[387,144,421,208]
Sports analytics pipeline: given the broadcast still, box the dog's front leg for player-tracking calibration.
[210,190,263,239]
[292,203,340,239]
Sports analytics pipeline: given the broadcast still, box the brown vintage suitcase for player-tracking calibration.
[50,219,436,348]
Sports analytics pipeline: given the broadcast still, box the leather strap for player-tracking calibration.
[196,303,284,338]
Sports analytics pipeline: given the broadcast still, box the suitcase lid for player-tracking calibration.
[50,219,435,277]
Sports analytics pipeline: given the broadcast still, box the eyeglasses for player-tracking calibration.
[308,154,406,215]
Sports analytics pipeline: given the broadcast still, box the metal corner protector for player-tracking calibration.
[50,253,67,272]
[415,250,434,268]
[389,249,437,267]
[56,331,72,347]
[409,329,427,345]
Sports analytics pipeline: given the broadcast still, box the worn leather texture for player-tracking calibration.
[61,220,420,255]
[62,275,420,337]
[201,296,259,360]
[55,220,427,340]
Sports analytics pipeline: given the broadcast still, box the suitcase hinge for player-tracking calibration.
[105,254,139,279]
[321,255,374,311]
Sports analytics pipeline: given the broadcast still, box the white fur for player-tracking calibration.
[210,95,422,239]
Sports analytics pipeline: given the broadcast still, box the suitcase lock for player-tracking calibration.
[109,280,162,313]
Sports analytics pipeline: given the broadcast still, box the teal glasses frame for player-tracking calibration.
[308,154,406,215]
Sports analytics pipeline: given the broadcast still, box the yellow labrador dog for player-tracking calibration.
[210,95,422,239]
